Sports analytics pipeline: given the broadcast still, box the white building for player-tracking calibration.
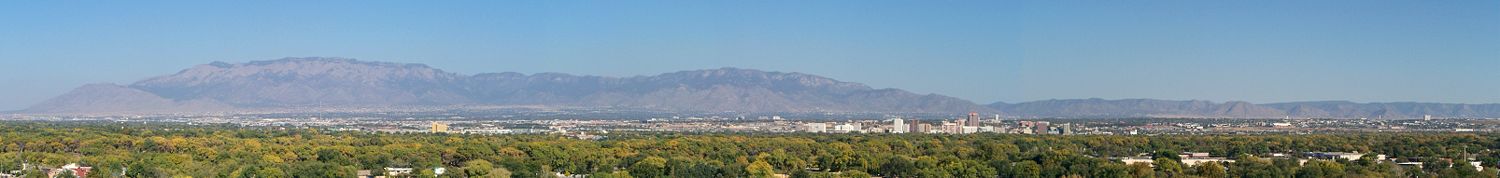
[804,123,828,133]
[386,168,415,176]
[891,118,907,133]
[961,126,979,134]
[834,123,860,133]
[979,126,997,133]
[1306,152,1384,161]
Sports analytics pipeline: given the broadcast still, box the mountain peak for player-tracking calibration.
[240,57,434,69]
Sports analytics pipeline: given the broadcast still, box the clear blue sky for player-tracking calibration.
[2,1,1497,110]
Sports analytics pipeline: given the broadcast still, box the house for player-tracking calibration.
[1114,152,1235,167]
[385,168,414,176]
[1116,157,1154,165]
[356,170,385,178]
[1306,152,1384,161]
[1182,157,1235,167]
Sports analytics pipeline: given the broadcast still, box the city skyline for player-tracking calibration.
[3,1,1498,110]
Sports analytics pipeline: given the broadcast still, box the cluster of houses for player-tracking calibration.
[1113,151,1486,171]
[1117,152,1237,166]
[1,163,93,178]
[355,167,445,178]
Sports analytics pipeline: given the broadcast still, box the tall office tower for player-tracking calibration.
[967,112,981,127]
[892,118,907,133]
[431,121,449,133]
[1061,124,1073,135]
[910,119,921,133]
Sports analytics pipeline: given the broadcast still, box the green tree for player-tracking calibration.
[747,159,777,178]
[1092,163,1130,178]
[877,156,915,178]
[672,163,722,177]
[1296,160,1345,178]
[1011,161,1042,178]
[1191,161,1226,178]
[463,160,510,178]
[839,170,872,178]
[942,160,996,177]
[789,170,812,178]
[629,156,668,178]
[1128,163,1155,178]
[1153,158,1183,178]
[592,171,634,178]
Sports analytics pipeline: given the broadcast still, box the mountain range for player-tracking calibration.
[990,99,1500,119]
[24,57,990,114]
[19,57,1500,118]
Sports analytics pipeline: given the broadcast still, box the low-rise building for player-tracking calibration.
[1306,152,1384,161]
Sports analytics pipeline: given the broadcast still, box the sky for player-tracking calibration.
[1,1,1497,111]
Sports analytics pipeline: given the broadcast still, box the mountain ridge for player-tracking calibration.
[25,57,993,114]
[19,57,1500,118]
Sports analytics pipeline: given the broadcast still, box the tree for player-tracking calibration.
[673,163,722,177]
[839,170,872,178]
[1152,150,1182,162]
[463,160,510,178]
[1480,167,1499,178]
[1128,163,1155,178]
[126,162,161,178]
[490,167,513,178]
[1450,161,1480,178]
[747,159,777,178]
[1153,158,1183,178]
[1092,163,1130,178]
[1011,161,1042,178]
[54,169,77,178]
[1191,161,1226,178]
[630,156,668,178]
[592,171,634,178]
[942,160,996,177]
[1296,160,1345,178]
[789,170,812,178]
[877,156,915,178]
[266,168,291,178]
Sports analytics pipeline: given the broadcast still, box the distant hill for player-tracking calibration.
[24,57,993,114]
[1263,101,1500,119]
[990,98,1500,119]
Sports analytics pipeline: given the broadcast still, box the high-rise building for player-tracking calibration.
[915,123,934,133]
[1033,121,1050,135]
[431,122,449,133]
[1060,124,1073,135]
[891,118,907,133]
[967,112,981,127]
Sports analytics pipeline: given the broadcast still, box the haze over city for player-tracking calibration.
[3,1,1498,111]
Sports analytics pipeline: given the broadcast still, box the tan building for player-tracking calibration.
[431,122,449,133]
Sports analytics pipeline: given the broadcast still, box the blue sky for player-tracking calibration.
[1,1,1497,110]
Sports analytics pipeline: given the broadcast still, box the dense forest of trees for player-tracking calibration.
[2,122,1500,178]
